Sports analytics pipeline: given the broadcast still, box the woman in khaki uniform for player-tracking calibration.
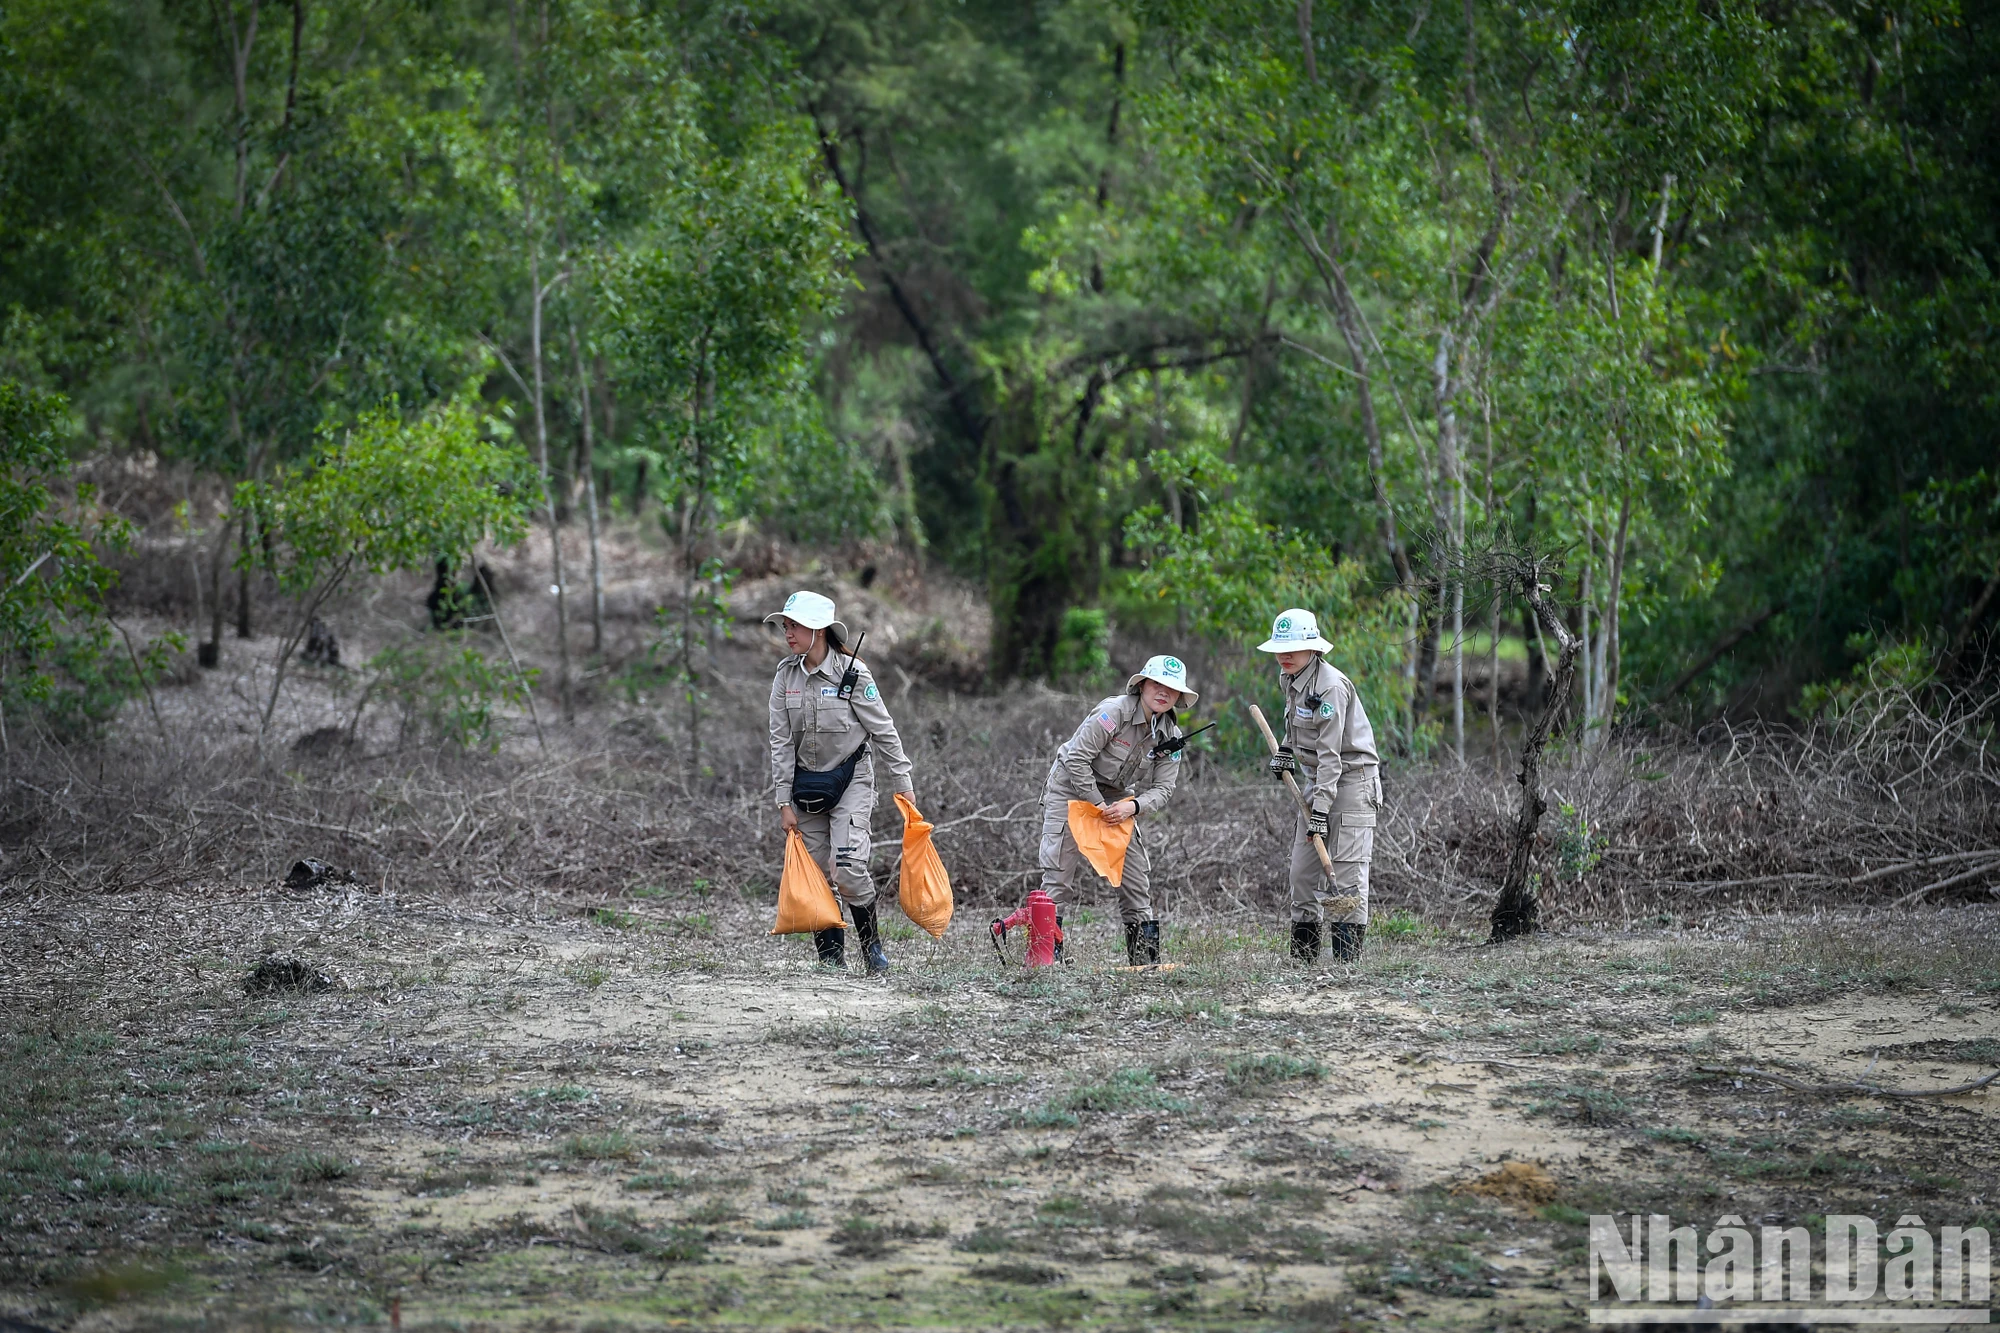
[765,590,915,976]
[1024,654,1196,966]
[1259,608,1382,962]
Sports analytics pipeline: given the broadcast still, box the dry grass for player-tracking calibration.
[3,628,1996,928]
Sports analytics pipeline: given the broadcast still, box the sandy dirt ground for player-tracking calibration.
[2,879,1997,1331]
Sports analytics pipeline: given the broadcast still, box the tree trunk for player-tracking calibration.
[568,319,604,655]
[1599,489,1631,742]
[530,249,572,723]
[983,371,1101,680]
[235,509,253,639]
[202,519,230,667]
[1490,570,1581,941]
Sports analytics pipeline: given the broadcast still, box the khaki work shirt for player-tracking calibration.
[1044,693,1184,813]
[1279,658,1380,813]
[768,652,914,807]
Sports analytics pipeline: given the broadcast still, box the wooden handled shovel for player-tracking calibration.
[1247,703,1336,877]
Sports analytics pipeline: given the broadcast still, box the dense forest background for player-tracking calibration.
[2,0,1996,755]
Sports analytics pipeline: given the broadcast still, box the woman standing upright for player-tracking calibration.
[766,590,915,976]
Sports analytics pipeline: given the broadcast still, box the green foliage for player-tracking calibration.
[1127,499,1409,753]
[1051,607,1111,682]
[364,635,534,752]
[1796,635,1938,728]
[248,396,534,594]
[0,629,179,746]
[1554,804,1607,884]
[243,393,534,730]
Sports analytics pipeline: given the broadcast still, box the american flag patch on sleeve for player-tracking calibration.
[1097,712,1116,732]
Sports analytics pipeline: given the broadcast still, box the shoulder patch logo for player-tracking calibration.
[1319,701,1336,718]
[863,683,878,701]
[1097,712,1117,733]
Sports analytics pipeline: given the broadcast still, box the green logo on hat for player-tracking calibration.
[1163,657,1182,674]
[1276,616,1292,632]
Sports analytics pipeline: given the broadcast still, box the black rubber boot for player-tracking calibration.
[853,902,891,977]
[1054,915,1067,966]
[1289,920,1321,962]
[813,926,846,970]
[1327,922,1366,962]
[1124,922,1145,966]
[1140,920,1161,964]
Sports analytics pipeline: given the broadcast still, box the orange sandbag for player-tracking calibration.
[894,793,954,939]
[770,828,845,935]
[1066,800,1134,888]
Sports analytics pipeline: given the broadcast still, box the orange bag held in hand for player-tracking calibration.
[893,793,953,939]
[1066,800,1133,888]
[770,828,846,935]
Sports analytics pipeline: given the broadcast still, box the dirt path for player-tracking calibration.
[3,887,1996,1330]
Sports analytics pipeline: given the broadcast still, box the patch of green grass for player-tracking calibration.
[1225,1052,1325,1088]
[625,1170,690,1193]
[1144,995,1230,1024]
[1672,1006,1719,1026]
[565,1130,637,1161]
[1220,1177,1326,1210]
[957,1226,1021,1254]
[1015,1066,1196,1128]
[409,1165,498,1195]
[1521,1083,1630,1125]
[756,1208,816,1230]
[61,1260,190,1308]
[1517,1032,1604,1055]
[1345,1239,1495,1300]
[831,1216,944,1258]
[926,1064,1021,1089]
[682,1196,741,1224]
[1644,1127,1704,1146]
[969,1261,1064,1285]
[593,907,641,931]
[1373,909,1437,941]
[573,1203,706,1263]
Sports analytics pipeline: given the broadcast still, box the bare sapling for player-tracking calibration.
[1488,552,1580,941]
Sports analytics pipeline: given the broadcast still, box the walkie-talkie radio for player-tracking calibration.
[836,631,869,701]
[1149,721,1215,761]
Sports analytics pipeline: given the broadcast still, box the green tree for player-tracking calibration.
[242,394,535,737]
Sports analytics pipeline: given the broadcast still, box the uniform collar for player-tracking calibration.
[798,651,843,680]
[1284,658,1330,694]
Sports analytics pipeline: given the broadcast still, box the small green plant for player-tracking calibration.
[1555,802,1605,882]
[565,1130,636,1161]
[1372,909,1434,941]
[360,634,535,751]
[756,1208,816,1230]
[1225,1052,1325,1088]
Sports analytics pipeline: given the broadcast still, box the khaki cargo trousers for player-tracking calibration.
[794,758,879,909]
[1289,769,1381,926]
[1037,790,1154,925]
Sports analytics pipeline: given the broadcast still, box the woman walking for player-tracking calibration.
[1016,655,1197,966]
[766,590,915,976]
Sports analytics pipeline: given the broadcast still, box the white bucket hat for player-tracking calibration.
[763,589,849,642]
[1257,608,1333,654]
[1126,653,1198,707]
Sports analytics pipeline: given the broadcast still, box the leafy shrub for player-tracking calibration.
[1052,607,1111,681]
[362,633,533,750]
